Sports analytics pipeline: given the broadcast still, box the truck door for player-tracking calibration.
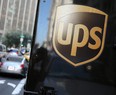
[24,0,116,95]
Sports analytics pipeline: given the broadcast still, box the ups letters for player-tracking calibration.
[57,22,102,56]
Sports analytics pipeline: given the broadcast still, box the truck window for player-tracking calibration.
[25,0,116,95]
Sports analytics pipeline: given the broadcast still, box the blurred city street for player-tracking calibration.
[0,74,25,95]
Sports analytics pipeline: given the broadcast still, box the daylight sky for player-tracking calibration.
[36,0,52,45]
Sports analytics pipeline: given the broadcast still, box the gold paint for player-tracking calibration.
[58,22,73,45]
[71,24,89,56]
[88,27,102,49]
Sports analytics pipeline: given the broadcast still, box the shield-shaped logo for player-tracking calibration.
[53,5,108,67]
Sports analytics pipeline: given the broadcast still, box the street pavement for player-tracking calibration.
[1,73,116,95]
[0,73,25,95]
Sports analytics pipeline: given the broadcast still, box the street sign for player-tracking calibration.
[20,35,24,38]
[20,37,23,42]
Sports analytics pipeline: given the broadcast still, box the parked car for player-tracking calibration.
[7,48,19,56]
[0,55,28,77]
[0,61,3,67]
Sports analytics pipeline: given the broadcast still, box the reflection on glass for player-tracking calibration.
[36,0,51,46]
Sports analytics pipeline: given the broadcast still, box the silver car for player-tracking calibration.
[0,55,28,77]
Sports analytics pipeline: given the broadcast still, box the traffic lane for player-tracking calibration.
[0,73,26,95]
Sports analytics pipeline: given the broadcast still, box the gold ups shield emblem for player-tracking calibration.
[53,5,108,67]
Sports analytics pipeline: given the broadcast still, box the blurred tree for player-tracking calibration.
[2,31,32,48]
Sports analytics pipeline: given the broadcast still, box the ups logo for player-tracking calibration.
[53,5,108,67]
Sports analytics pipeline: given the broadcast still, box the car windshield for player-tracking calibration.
[6,56,23,63]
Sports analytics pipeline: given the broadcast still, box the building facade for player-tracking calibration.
[0,0,37,39]
[47,0,73,42]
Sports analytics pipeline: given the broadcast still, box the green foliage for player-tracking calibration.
[2,31,32,48]
[23,32,32,47]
